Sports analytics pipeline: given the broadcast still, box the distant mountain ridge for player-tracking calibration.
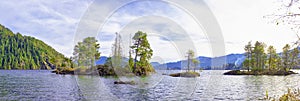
[95,56,108,65]
[155,53,245,70]
[96,53,246,70]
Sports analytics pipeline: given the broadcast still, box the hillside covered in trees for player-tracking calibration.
[0,24,72,70]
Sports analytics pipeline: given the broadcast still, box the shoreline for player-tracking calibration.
[223,70,298,76]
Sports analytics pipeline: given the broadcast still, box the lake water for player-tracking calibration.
[0,70,300,100]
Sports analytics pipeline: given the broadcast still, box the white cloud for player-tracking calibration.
[0,0,296,62]
[97,0,213,62]
[205,0,297,54]
[0,0,92,57]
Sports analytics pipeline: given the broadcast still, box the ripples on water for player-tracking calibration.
[0,70,82,100]
[0,70,300,100]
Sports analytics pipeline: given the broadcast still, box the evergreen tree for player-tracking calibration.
[104,32,126,73]
[111,32,123,69]
[186,50,195,71]
[282,44,291,71]
[267,46,277,70]
[290,47,299,69]
[243,59,251,70]
[130,31,154,76]
[73,37,100,69]
[252,41,267,71]
[192,58,200,72]
[244,41,253,71]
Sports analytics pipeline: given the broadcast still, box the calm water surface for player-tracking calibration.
[0,70,300,100]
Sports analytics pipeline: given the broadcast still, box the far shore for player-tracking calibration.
[223,70,298,76]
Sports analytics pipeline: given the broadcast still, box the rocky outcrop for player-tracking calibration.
[51,67,74,75]
[114,81,135,85]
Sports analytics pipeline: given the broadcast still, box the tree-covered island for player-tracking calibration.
[98,31,156,77]
[169,49,200,77]
[224,41,298,75]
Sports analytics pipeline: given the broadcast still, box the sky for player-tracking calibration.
[0,0,298,63]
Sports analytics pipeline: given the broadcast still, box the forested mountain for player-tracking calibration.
[0,24,72,70]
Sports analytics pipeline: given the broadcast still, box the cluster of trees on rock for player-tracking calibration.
[73,31,155,76]
[243,41,299,72]
[98,32,126,76]
[0,24,72,70]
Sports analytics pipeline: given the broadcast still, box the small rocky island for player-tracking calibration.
[52,66,100,75]
[169,71,200,77]
[169,50,201,78]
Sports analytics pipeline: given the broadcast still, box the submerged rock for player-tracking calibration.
[114,80,135,85]
[162,73,168,75]
[52,68,75,75]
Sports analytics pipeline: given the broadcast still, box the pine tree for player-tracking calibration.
[186,50,195,71]
[244,41,253,71]
[73,37,100,69]
[267,46,277,70]
[130,31,154,76]
[252,41,267,71]
[282,44,291,71]
[111,32,123,69]
[290,47,299,70]
[192,58,200,72]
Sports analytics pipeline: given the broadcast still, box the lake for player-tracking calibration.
[0,70,300,100]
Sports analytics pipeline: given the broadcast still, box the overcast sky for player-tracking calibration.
[0,0,297,63]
